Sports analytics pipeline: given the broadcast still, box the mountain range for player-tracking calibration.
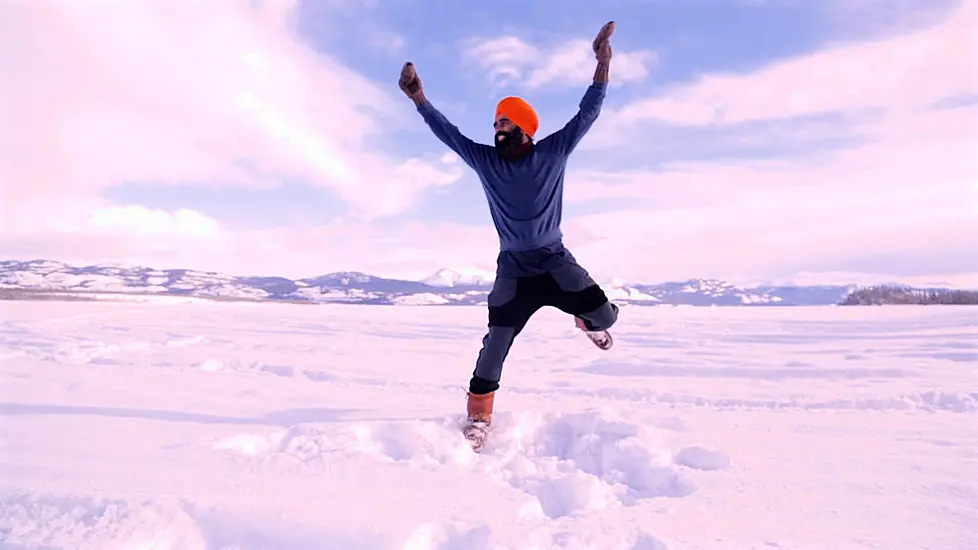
[0,259,862,306]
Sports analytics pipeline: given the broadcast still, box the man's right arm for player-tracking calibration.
[412,93,488,170]
[400,61,488,169]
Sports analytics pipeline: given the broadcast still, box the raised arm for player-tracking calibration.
[399,62,488,169]
[543,22,615,155]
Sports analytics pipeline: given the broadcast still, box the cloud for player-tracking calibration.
[558,97,978,282]
[562,164,976,282]
[7,187,974,288]
[3,103,974,285]
[2,202,500,281]
[368,154,464,217]
[602,1,976,128]
[0,0,457,220]
[556,3,978,283]
[1,200,231,266]
[463,35,657,90]
[87,206,221,238]
[568,99,976,205]
[2,1,974,288]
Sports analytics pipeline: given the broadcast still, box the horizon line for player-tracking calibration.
[4,258,976,291]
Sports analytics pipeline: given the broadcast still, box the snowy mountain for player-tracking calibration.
[0,259,856,306]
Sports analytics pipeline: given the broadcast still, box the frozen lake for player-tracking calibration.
[1,301,976,549]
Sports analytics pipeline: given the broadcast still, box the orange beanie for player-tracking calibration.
[495,96,539,138]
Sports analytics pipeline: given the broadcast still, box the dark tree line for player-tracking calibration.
[840,285,978,305]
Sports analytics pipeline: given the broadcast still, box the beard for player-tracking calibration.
[494,127,526,154]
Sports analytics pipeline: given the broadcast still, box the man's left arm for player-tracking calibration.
[545,22,614,155]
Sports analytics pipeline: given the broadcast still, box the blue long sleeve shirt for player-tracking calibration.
[416,82,606,277]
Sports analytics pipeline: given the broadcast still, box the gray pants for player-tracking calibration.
[469,261,618,395]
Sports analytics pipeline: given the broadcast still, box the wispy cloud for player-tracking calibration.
[2,1,974,287]
[0,0,455,222]
[561,162,976,282]
[463,35,657,90]
[602,1,975,128]
[556,3,978,282]
[2,207,501,281]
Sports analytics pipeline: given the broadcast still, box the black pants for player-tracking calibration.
[469,261,619,395]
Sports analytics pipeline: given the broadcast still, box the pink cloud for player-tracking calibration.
[3,174,974,284]
[0,197,500,281]
[599,1,976,128]
[547,4,978,283]
[2,1,973,286]
[4,100,972,284]
[558,99,978,282]
[463,35,657,90]
[0,0,456,219]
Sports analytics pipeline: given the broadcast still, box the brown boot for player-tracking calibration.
[467,391,495,424]
[464,391,494,452]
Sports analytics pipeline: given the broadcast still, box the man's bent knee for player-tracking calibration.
[580,301,619,332]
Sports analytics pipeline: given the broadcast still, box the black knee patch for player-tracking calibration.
[579,285,611,313]
[581,301,619,331]
[558,284,610,317]
[488,303,527,327]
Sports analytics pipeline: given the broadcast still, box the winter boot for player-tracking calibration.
[463,391,494,452]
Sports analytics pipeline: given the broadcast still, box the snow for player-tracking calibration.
[392,293,451,305]
[423,267,496,287]
[1,302,976,550]
[607,288,660,303]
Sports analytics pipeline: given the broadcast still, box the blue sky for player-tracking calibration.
[3,0,975,286]
[106,1,836,226]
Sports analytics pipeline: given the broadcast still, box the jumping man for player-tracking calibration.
[399,21,620,450]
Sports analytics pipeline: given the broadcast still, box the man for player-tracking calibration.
[399,21,620,450]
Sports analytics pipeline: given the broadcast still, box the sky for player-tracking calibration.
[1,0,976,287]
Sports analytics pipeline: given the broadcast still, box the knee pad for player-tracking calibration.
[586,301,619,331]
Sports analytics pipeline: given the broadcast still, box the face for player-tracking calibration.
[493,116,526,153]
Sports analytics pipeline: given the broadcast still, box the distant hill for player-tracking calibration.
[0,259,877,307]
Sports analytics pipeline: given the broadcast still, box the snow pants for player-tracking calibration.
[468,260,619,395]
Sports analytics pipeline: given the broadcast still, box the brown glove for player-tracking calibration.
[593,21,614,61]
[399,62,424,101]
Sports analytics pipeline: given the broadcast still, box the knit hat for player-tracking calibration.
[495,96,539,138]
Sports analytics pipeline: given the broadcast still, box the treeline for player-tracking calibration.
[840,285,978,305]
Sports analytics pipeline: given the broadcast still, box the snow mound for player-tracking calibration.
[0,492,393,550]
[400,520,492,550]
[674,446,731,471]
[540,530,670,550]
[392,293,451,305]
[212,420,476,467]
[397,519,668,550]
[215,408,706,521]
[0,493,207,550]
[478,408,697,518]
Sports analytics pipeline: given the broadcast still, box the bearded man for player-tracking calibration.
[399,22,620,451]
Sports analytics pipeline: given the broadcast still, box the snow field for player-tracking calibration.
[0,301,976,549]
[211,407,715,520]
